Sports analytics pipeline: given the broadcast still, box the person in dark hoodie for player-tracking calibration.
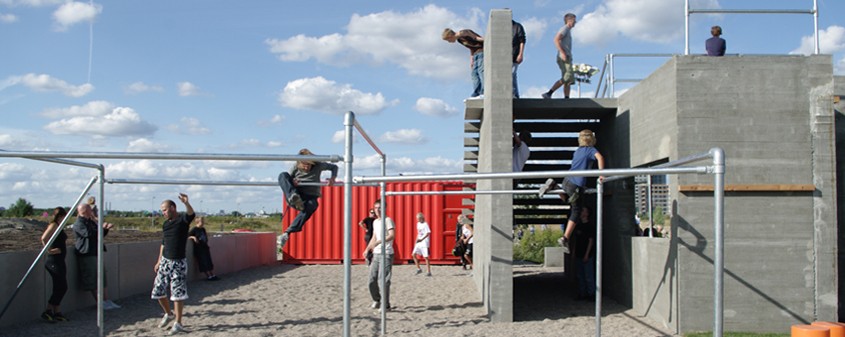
[277,148,338,249]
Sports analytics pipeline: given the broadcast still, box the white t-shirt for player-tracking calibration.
[416,221,431,248]
[513,142,530,171]
[462,225,473,244]
[372,217,395,255]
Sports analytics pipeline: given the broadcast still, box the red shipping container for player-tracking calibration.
[280,181,473,265]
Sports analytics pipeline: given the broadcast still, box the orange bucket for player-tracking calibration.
[812,322,845,337]
[792,324,830,337]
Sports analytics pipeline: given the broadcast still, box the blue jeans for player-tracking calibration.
[576,256,596,297]
[512,63,520,98]
[278,172,319,234]
[471,52,484,97]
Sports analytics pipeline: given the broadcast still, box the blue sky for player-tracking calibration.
[1,0,843,214]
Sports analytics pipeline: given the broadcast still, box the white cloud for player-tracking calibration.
[330,130,359,144]
[41,100,111,118]
[270,114,284,123]
[576,0,720,45]
[1,73,93,97]
[266,4,484,80]
[42,101,157,137]
[522,86,549,99]
[414,97,458,117]
[1,0,66,6]
[354,153,459,173]
[521,17,548,45]
[379,128,426,144]
[266,140,283,148]
[0,12,17,23]
[836,57,845,75]
[124,81,163,94]
[790,25,845,56]
[279,76,396,115]
[126,138,170,152]
[177,81,202,96]
[52,1,102,32]
[167,117,210,135]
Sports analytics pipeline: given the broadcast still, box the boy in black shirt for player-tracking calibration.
[151,193,195,334]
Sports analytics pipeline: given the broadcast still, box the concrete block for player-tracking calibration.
[543,247,564,267]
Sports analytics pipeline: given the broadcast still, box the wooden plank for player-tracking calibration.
[528,137,580,147]
[527,150,574,160]
[514,121,599,133]
[679,184,815,192]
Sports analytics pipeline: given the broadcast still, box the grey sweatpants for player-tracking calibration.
[368,253,393,306]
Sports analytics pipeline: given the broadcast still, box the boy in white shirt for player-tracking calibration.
[412,212,432,276]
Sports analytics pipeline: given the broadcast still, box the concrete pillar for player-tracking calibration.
[475,9,514,322]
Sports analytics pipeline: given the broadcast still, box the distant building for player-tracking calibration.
[634,175,670,217]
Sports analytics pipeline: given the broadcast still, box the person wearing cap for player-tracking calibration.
[277,148,339,249]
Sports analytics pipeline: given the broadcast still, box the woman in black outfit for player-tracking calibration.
[189,217,219,281]
[40,207,69,322]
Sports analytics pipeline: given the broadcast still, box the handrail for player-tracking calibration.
[685,0,819,55]
[107,178,377,187]
[0,150,342,163]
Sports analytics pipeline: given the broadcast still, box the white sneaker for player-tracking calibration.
[158,313,175,328]
[103,300,120,310]
[169,322,185,335]
[538,178,556,198]
[370,301,379,309]
[278,233,290,248]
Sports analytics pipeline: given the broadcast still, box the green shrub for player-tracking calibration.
[513,228,562,264]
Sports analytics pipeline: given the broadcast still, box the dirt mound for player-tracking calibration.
[0,218,162,253]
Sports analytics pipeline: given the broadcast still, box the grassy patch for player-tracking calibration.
[513,228,562,264]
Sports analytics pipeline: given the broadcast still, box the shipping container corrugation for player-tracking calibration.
[280,181,473,265]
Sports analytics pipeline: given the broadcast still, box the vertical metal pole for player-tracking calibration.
[379,154,387,335]
[684,0,690,55]
[813,0,820,54]
[595,181,604,337]
[609,54,615,98]
[711,148,725,337]
[647,175,653,238]
[97,166,105,337]
[342,111,354,337]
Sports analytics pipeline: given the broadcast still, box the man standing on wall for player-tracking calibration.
[542,13,577,99]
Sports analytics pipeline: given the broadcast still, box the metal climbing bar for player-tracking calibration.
[0,150,342,162]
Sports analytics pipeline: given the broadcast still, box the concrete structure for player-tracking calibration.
[604,55,838,333]
[473,9,514,322]
[0,232,276,329]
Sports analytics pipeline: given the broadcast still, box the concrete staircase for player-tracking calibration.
[463,98,616,227]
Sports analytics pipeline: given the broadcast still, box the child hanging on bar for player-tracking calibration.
[277,148,338,249]
[538,129,604,254]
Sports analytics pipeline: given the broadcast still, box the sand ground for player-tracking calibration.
[0,263,678,336]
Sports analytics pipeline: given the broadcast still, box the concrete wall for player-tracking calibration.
[476,9,514,322]
[613,55,837,334]
[836,76,845,321]
[631,237,677,332]
[0,232,276,328]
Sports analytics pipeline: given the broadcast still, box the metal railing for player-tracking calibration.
[0,150,342,337]
[355,148,726,337]
[595,53,674,98]
[685,0,819,55]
